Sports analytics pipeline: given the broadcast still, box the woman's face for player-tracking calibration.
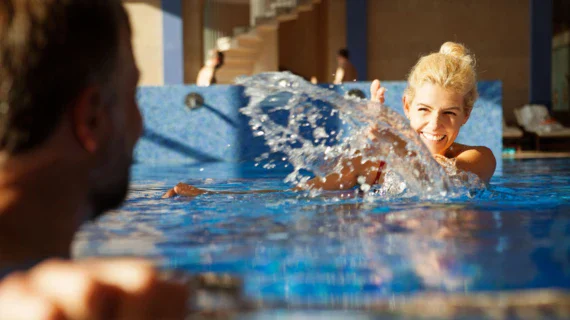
[404,83,470,156]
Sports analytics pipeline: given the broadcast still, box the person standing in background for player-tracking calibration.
[334,48,358,84]
[197,49,225,86]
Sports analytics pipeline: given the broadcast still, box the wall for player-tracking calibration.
[123,0,164,85]
[278,3,327,81]
[325,0,347,83]
[182,0,204,84]
[367,0,529,124]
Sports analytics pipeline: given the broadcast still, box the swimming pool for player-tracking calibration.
[73,157,570,318]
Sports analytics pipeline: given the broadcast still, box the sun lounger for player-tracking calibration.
[514,104,570,150]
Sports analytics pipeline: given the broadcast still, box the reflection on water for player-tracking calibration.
[74,159,570,313]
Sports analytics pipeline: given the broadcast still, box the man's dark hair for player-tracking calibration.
[338,48,350,59]
[0,0,130,153]
[215,51,224,69]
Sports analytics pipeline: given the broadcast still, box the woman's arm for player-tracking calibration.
[162,157,383,198]
[162,183,281,198]
[298,156,382,191]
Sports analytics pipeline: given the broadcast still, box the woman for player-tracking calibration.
[164,42,496,197]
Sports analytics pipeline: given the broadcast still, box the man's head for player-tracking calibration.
[0,0,142,219]
[337,48,350,64]
[207,49,224,69]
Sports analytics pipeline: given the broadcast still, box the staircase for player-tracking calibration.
[215,0,322,84]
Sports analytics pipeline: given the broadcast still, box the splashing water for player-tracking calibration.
[238,72,485,199]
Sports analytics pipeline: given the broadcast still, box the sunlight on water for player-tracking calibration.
[238,72,485,199]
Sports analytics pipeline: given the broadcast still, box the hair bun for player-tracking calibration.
[439,42,473,64]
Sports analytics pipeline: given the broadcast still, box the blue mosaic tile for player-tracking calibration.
[135,81,503,173]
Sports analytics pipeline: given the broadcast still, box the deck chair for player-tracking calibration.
[502,118,523,151]
[514,104,570,150]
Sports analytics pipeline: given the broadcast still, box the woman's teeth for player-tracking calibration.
[422,132,446,142]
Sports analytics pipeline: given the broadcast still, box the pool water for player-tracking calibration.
[74,157,570,315]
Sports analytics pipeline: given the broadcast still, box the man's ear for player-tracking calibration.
[71,87,106,153]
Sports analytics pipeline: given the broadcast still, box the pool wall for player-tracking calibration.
[135,81,502,172]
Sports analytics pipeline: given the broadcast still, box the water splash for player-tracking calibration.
[238,72,485,199]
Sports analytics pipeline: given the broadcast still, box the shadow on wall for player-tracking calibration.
[134,85,267,164]
[134,81,503,173]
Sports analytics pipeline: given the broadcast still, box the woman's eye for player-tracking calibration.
[444,111,456,116]
[418,108,428,112]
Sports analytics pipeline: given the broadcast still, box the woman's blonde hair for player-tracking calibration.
[404,42,478,112]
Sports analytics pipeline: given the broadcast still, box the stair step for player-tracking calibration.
[221,47,258,59]
[274,6,298,22]
[223,58,255,69]
[217,66,253,77]
[297,0,314,11]
[236,34,262,50]
[276,11,298,22]
[297,3,313,12]
[216,67,253,84]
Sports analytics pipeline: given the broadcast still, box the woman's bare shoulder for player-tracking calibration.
[450,143,496,182]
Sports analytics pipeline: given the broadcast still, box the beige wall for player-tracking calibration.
[325,0,346,83]
[182,0,204,83]
[367,0,530,124]
[278,1,334,82]
[277,0,346,83]
[123,0,164,85]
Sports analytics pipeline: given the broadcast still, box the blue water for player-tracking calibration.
[74,157,570,309]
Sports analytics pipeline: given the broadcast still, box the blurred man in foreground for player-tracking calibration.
[0,1,187,318]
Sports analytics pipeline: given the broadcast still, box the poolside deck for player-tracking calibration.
[503,151,570,159]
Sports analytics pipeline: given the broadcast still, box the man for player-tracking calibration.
[196,49,224,86]
[0,1,187,318]
[333,48,358,84]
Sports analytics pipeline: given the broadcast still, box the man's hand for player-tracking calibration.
[370,79,386,104]
[162,182,208,198]
[0,259,189,320]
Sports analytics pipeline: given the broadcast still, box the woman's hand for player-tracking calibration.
[162,183,208,198]
[370,79,386,104]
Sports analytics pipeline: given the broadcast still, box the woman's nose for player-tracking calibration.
[426,112,443,129]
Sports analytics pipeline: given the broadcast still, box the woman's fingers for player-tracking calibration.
[377,87,386,104]
[173,183,207,197]
[370,79,386,104]
[370,80,381,102]
[163,182,207,198]
[162,188,177,198]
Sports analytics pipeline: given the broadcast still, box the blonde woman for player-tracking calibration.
[164,42,496,197]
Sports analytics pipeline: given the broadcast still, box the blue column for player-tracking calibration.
[162,0,184,84]
[529,0,552,108]
[346,0,367,81]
